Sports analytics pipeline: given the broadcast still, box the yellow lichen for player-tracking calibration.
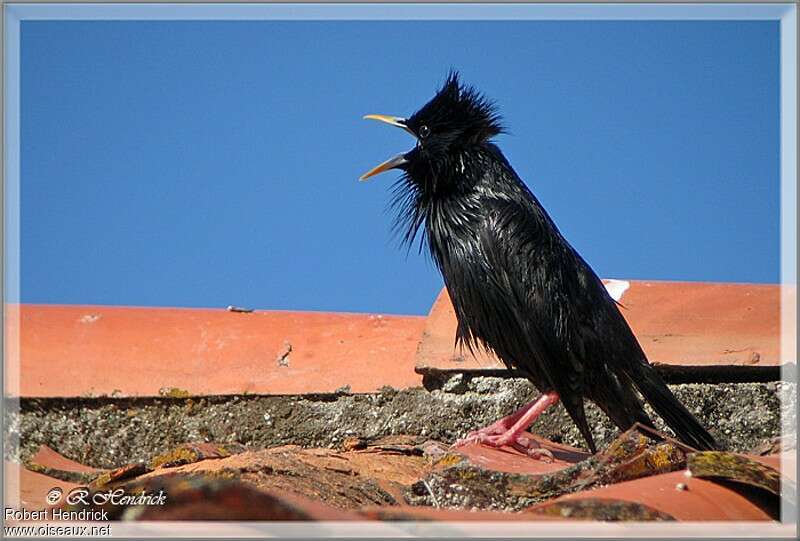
[158,387,191,398]
[149,447,199,469]
[434,453,465,469]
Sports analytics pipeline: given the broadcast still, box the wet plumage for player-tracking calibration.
[362,72,717,453]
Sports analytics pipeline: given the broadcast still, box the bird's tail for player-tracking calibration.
[630,361,718,451]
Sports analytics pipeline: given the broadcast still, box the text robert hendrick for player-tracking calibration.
[6,507,109,521]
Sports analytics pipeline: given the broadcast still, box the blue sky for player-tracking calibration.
[21,20,779,315]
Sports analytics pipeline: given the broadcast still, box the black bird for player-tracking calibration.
[360,72,717,455]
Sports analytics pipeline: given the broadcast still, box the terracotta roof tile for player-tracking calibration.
[527,469,776,521]
[5,279,793,524]
[416,281,788,375]
[8,305,425,397]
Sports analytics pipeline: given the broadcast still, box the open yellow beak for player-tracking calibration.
[363,114,416,136]
[359,154,409,181]
[360,114,416,181]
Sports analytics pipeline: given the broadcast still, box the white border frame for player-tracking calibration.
[3,3,796,537]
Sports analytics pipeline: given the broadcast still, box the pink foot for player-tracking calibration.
[453,420,511,446]
[456,429,555,462]
[452,391,560,462]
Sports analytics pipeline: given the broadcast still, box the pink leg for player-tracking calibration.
[453,392,560,460]
[454,399,540,442]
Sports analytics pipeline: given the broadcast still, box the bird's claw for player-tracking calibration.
[452,426,504,448]
[513,436,555,462]
[452,434,479,448]
[452,431,555,463]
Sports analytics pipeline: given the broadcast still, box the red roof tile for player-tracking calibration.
[9,444,792,524]
[527,469,775,521]
[5,281,792,524]
[29,445,101,474]
[450,434,589,475]
[416,281,786,374]
[7,279,790,398]
[8,305,425,397]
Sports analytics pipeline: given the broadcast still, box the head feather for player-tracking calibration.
[407,71,504,144]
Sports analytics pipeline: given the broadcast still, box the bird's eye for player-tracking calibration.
[418,125,431,138]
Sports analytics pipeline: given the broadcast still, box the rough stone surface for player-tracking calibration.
[407,429,689,512]
[5,378,794,470]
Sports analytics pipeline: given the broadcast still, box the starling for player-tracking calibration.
[360,72,717,455]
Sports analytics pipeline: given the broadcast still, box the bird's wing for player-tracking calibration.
[470,197,620,451]
[469,197,717,451]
